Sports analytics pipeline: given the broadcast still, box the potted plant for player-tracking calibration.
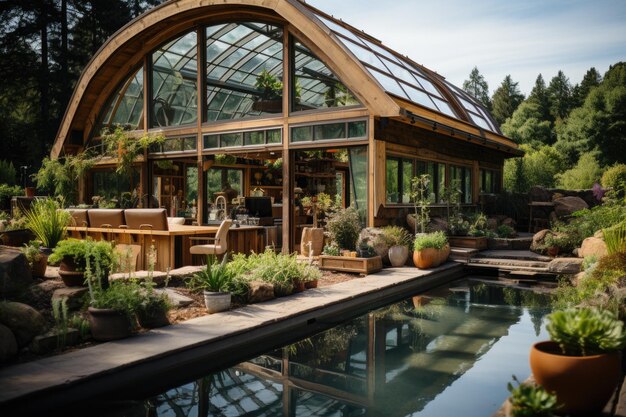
[48,238,115,287]
[505,375,559,417]
[87,281,142,341]
[378,226,413,267]
[325,207,361,251]
[24,198,71,253]
[530,307,626,415]
[188,254,232,313]
[413,231,449,269]
[21,240,47,278]
[136,287,170,329]
[252,69,283,112]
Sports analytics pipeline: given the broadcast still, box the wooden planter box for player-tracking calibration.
[319,255,382,275]
[448,236,488,250]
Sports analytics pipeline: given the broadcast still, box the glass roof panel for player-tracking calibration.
[431,97,457,118]
[316,15,368,47]
[378,57,420,90]
[367,68,408,99]
[401,83,436,109]
[340,38,386,69]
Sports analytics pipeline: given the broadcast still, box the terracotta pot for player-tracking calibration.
[59,257,86,287]
[546,246,559,257]
[292,280,306,293]
[413,247,438,269]
[388,245,409,267]
[203,291,231,313]
[88,307,132,341]
[436,244,451,266]
[31,253,48,278]
[25,187,36,198]
[530,340,621,415]
[304,279,318,289]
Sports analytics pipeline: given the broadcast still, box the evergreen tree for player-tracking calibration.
[501,101,553,146]
[547,70,572,121]
[528,74,552,122]
[572,67,602,107]
[462,66,491,109]
[491,75,525,126]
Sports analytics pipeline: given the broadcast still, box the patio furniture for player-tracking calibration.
[66,209,89,227]
[124,209,169,231]
[87,209,125,228]
[189,219,232,257]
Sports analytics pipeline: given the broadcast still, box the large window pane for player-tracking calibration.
[450,165,472,204]
[206,22,284,121]
[386,158,399,203]
[206,168,243,205]
[293,40,359,111]
[401,159,413,204]
[96,66,144,134]
[348,147,368,222]
[152,32,198,127]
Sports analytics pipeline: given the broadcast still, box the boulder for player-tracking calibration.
[553,196,588,218]
[486,218,498,231]
[109,270,169,286]
[530,229,553,253]
[548,258,584,274]
[359,228,388,260]
[52,287,88,311]
[0,301,46,347]
[248,280,274,303]
[571,271,586,287]
[578,237,608,259]
[0,246,33,297]
[428,217,448,233]
[501,217,517,229]
[159,288,193,308]
[0,323,17,362]
[529,186,552,202]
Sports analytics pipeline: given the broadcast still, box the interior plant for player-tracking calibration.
[530,307,626,414]
[326,207,361,251]
[378,226,412,267]
[413,231,449,269]
[48,238,116,287]
[254,69,282,100]
[21,240,47,277]
[188,254,232,313]
[409,174,431,235]
[506,375,559,417]
[24,198,71,251]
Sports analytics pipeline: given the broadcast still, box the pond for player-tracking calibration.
[91,278,553,417]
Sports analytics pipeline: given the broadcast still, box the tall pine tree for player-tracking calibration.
[547,70,572,121]
[491,75,525,126]
[528,74,552,122]
[462,66,491,109]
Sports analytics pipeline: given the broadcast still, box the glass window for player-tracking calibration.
[480,169,499,194]
[206,168,242,206]
[186,166,198,204]
[221,132,243,147]
[96,66,144,134]
[244,131,264,146]
[266,129,281,144]
[416,160,446,203]
[204,134,219,149]
[205,22,284,121]
[292,40,359,111]
[183,137,197,151]
[450,165,472,204]
[152,32,198,127]
[401,159,414,204]
[292,126,313,142]
[348,121,367,138]
[314,123,345,141]
[386,157,415,204]
[386,158,399,203]
[348,146,368,223]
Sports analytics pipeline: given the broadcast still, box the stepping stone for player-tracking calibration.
[156,288,194,308]
[547,257,584,274]
[109,270,169,285]
[168,266,203,278]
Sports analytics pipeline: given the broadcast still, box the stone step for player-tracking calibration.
[449,247,479,263]
[468,257,550,269]
[472,250,552,262]
[466,262,551,273]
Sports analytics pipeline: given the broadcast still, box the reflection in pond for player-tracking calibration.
[99,279,553,417]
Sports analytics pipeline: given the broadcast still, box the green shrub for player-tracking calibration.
[546,307,626,356]
[414,231,448,251]
[601,164,626,198]
[322,243,340,256]
[48,238,115,272]
[496,224,516,238]
[603,222,626,255]
[187,255,232,293]
[377,226,413,248]
[326,207,361,250]
[89,280,143,321]
[507,375,558,417]
[553,202,626,248]
[555,153,604,190]
[0,184,23,209]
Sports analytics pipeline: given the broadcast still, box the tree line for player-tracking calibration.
[0,0,164,182]
[463,63,626,192]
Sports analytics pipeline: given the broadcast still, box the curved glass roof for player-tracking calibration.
[306,6,501,134]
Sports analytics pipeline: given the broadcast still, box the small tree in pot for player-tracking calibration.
[326,207,361,251]
[530,307,626,415]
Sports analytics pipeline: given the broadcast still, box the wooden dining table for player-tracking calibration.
[66,224,265,271]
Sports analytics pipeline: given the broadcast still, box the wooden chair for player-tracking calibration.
[190,219,232,257]
[123,209,168,270]
[87,209,125,228]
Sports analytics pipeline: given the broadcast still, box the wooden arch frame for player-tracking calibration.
[51,0,401,158]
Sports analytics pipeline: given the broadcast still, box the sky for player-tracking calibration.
[305,0,626,96]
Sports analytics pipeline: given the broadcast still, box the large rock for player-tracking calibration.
[428,217,448,233]
[0,323,17,362]
[0,301,46,347]
[52,287,88,311]
[359,228,388,260]
[578,237,608,259]
[531,229,553,253]
[548,258,584,274]
[248,281,274,303]
[0,246,33,297]
[553,196,588,218]
[529,186,552,202]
